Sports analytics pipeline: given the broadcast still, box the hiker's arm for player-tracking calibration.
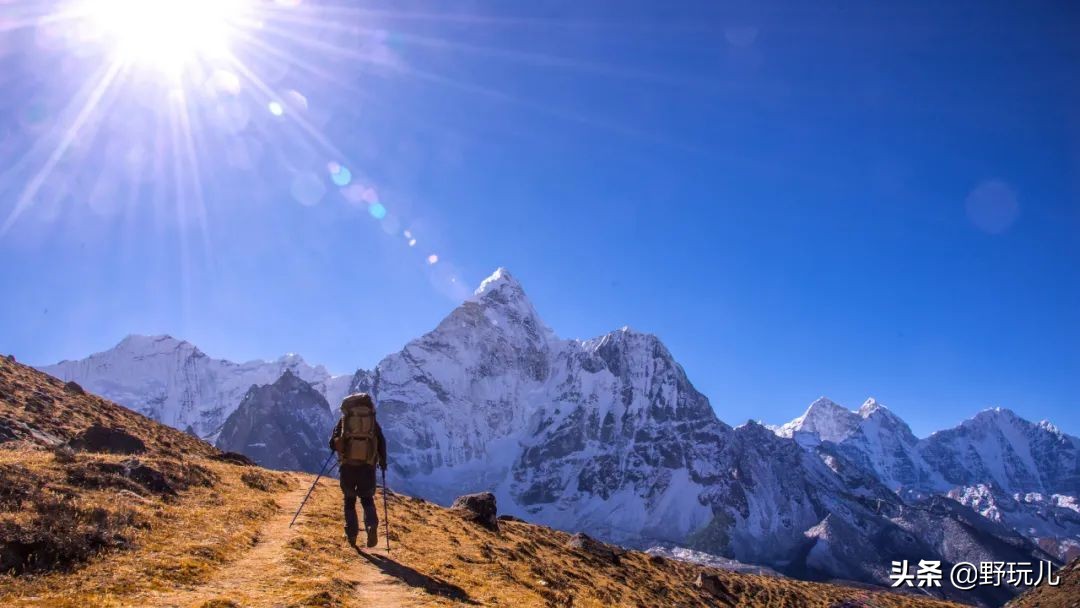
[376,422,388,470]
[328,418,342,451]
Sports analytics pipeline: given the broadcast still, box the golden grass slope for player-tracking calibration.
[1005,558,1080,608]
[0,356,964,607]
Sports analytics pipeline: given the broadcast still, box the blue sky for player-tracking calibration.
[1,1,1077,436]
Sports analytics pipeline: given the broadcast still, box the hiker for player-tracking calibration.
[329,392,388,548]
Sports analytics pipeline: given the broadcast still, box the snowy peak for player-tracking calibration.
[114,334,199,357]
[473,267,522,298]
[436,268,555,349]
[855,398,916,438]
[39,335,352,439]
[964,406,1023,430]
[777,397,860,442]
[470,268,536,317]
[921,406,1080,494]
[857,397,884,417]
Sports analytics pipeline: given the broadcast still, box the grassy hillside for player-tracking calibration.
[1005,558,1080,608]
[0,355,963,607]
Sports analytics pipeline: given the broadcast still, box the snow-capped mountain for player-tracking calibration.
[775,396,863,443]
[357,269,1054,604]
[776,399,1080,562]
[38,334,352,439]
[215,370,336,473]
[37,268,1075,602]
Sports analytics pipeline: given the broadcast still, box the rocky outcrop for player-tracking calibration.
[566,532,622,565]
[451,492,499,531]
[69,424,146,455]
[215,371,335,473]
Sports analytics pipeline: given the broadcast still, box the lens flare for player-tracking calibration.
[80,0,253,73]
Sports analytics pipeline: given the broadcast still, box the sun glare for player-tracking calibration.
[81,0,251,72]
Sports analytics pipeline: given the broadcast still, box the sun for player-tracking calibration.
[80,0,253,73]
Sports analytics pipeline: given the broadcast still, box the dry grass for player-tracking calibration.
[291,483,965,608]
[0,447,289,606]
[1006,558,1080,608]
[1,357,966,607]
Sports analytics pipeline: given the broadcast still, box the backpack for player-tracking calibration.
[337,393,379,466]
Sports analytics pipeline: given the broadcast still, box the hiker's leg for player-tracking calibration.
[361,493,379,547]
[360,495,378,530]
[343,494,359,540]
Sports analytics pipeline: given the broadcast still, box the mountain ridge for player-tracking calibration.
[34,268,1078,604]
[1,355,966,608]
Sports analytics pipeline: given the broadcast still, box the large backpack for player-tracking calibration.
[337,393,378,466]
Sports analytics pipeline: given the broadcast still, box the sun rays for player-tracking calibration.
[0,0,689,298]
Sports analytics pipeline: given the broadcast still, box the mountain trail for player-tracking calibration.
[145,482,427,608]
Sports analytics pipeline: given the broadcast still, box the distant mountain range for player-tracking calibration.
[39,268,1080,605]
[41,334,353,439]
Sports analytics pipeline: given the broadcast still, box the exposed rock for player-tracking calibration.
[0,417,22,443]
[451,492,499,531]
[0,416,65,447]
[116,489,151,504]
[69,424,146,455]
[120,458,175,496]
[566,532,621,565]
[65,459,174,497]
[695,573,737,605]
[63,381,85,395]
[52,445,76,463]
[211,451,256,466]
[497,514,525,523]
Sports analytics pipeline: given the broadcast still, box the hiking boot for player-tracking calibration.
[345,530,358,547]
[366,526,378,548]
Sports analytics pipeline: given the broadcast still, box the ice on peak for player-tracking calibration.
[277,352,307,365]
[1038,420,1061,434]
[473,267,522,297]
[808,396,843,411]
[857,397,895,419]
[119,333,183,347]
[116,334,198,356]
[970,407,1020,425]
[776,397,860,442]
[612,326,657,340]
[587,326,665,354]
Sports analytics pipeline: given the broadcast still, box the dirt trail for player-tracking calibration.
[145,483,427,608]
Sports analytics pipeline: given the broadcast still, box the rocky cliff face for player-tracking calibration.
[39,335,352,439]
[215,370,336,473]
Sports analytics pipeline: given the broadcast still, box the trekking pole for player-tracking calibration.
[289,452,335,528]
[381,467,391,553]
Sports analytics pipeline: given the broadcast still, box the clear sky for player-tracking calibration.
[1,1,1077,437]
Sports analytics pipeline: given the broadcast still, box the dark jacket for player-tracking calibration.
[329,417,388,469]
